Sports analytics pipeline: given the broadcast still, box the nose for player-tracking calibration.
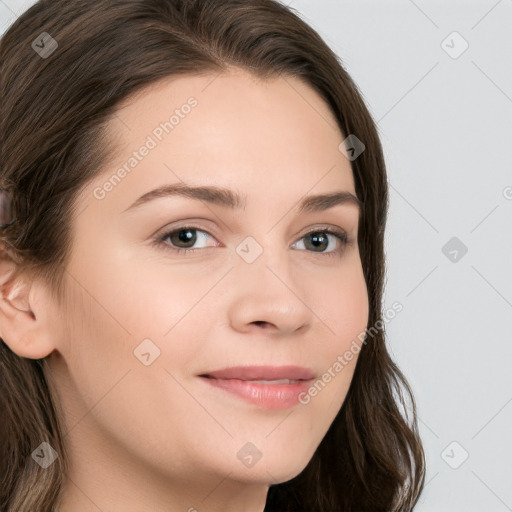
[226,252,313,337]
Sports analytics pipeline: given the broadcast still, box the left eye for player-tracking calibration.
[292,229,349,255]
[156,226,349,257]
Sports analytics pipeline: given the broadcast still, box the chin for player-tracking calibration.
[229,453,312,486]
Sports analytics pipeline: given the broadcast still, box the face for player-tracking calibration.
[48,68,369,505]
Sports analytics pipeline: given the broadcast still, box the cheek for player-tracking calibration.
[316,259,369,350]
[308,261,368,397]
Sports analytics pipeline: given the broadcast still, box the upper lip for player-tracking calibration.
[199,365,316,381]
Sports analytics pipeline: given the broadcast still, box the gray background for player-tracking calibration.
[1,1,511,510]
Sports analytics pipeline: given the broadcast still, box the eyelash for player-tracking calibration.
[154,224,350,258]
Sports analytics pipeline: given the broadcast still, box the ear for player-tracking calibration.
[0,247,57,359]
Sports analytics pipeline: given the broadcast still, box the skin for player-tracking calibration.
[0,67,369,512]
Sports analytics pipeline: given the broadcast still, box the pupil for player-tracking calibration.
[175,229,196,247]
[309,232,327,250]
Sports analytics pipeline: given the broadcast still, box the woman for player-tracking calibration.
[0,0,425,510]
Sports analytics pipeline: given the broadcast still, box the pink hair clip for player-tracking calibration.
[0,187,17,229]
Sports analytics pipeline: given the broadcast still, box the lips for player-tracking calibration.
[198,365,316,409]
[199,365,315,381]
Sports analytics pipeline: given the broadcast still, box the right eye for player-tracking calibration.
[156,226,219,255]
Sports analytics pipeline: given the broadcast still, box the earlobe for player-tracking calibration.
[0,251,55,360]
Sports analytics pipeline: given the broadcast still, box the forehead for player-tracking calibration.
[79,68,356,217]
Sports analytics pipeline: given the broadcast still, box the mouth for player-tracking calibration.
[198,364,316,381]
[200,376,304,384]
[197,366,315,409]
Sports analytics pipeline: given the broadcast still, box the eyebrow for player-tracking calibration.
[122,183,363,214]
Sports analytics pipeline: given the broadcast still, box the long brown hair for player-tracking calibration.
[0,0,425,510]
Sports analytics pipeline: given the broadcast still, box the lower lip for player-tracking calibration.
[199,376,313,409]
